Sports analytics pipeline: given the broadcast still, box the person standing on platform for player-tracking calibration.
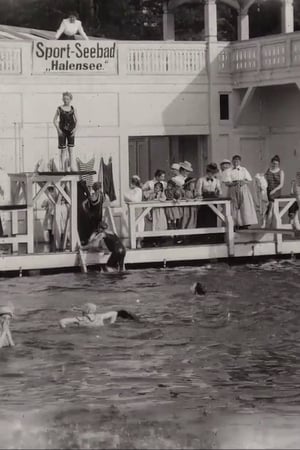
[219,159,232,198]
[55,12,89,40]
[53,92,78,172]
[264,155,285,228]
[172,161,193,187]
[227,155,257,230]
[142,170,167,199]
[124,175,144,249]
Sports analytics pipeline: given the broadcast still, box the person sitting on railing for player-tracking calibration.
[226,155,257,230]
[124,175,144,249]
[172,161,193,187]
[55,11,89,40]
[142,169,167,200]
[264,155,285,228]
[182,177,197,230]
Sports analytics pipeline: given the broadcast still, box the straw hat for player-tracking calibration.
[179,161,193,172]
[171,163,180,171]
[220,159,231,166]
[0,305,14,317]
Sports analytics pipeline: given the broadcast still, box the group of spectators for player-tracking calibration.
[124,154,285,247]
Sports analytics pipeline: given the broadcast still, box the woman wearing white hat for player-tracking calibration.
[0,305,15,348]
[172,161,193,187]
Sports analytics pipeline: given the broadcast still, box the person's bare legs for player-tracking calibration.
[68,147,75,172]
[60,148,68,172]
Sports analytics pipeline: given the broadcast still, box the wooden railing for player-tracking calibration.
[1,33,300,77]
[125,42,207,75]
[273,196,298,253]
[230,31,300,74]
[126,198,234,256]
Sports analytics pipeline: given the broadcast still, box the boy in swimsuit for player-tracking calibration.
[0,305,15,348]
[59,303,138,328]
[53,92,78,172]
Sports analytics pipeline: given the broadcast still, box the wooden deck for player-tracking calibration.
[0,235,299,276]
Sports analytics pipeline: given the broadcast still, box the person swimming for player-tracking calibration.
[0,305,15,348]
[59,303,138,328]
[191,282,206,296]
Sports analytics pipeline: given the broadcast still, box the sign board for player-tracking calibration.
[32,41,117,75]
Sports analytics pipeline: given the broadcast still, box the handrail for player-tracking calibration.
[126,198,234,256]
[273,196,297,253]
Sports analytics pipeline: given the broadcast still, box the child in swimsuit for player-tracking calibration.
[53,92,78,172]
[59,303,138,328]
[0,305,15,348]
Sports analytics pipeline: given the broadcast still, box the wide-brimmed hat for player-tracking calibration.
[171,163,180,171]
[220,159,231,166]
[179,161,193,172]
[73,303,97,315]
[0,305,14,317]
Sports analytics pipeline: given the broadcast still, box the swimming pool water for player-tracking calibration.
[0,262,300,449]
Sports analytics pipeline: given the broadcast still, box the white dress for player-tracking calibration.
[124,187,144,233]
[228,167,258,226]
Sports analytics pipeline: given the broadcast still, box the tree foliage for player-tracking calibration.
[0,0,299,41]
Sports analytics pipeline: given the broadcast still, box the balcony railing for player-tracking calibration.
[1,32,300,78]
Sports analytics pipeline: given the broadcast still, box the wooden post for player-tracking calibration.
[225,200,234,257]
[70,178,78,252]
[273,199,282,254]
[26,175,34,254]
[128,203,137,249]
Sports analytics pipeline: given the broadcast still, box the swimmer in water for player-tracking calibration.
[0,305,15,348]
[191,282,206,296]
[59,302,138,328]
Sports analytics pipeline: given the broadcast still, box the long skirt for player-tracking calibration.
[229,184,257,226]
[182,205,197,229]
[152,208,168,231]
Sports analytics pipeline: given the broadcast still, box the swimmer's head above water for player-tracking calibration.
[191,282,206,296]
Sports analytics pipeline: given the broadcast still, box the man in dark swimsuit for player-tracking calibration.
[84,221,126,272]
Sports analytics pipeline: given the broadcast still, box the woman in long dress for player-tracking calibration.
[124,175,144,249]
[227,155,257,229]
[264,155,285,228]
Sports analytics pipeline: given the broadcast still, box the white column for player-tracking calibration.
[163,2,175,41]
[281,0,294,34]
[238,10,249,41]
[204,0,217,42]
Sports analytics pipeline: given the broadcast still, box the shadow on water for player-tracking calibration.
[0,263,300,448]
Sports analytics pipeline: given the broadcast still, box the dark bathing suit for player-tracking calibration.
[58,106,76,149]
